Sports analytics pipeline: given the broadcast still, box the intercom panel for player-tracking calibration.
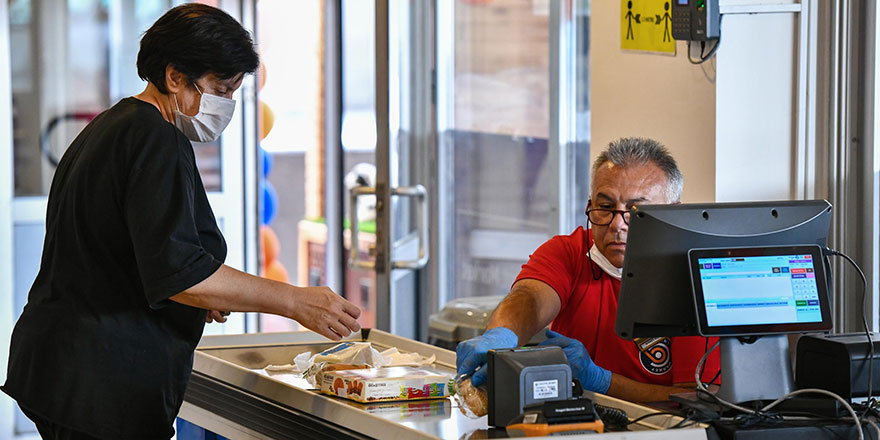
[671,0,720,41]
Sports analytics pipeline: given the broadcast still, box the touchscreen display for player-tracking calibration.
[695,253,823,327]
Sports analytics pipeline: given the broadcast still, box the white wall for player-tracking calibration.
[715,8,803,202]
[591,1,807,204]
[590,0,717,203]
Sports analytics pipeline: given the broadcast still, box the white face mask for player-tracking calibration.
[589,244,622,280]
[173,82,236,143]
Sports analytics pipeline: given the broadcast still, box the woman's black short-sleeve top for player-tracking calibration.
[2,97,226,439]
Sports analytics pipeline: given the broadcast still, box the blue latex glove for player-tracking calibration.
[538,329,612,394]
[456,326,519,387]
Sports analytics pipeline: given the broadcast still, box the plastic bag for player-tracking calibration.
[295,342,387,387]
[453,374,488,418]
[378,347,436,367]
[292,342,437,388]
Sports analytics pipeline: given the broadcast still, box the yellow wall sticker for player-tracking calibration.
[621,0,676,54]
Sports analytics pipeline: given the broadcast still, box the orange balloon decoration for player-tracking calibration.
[265,260,290,284]
[257,62,267,91]
[259,101,275,141]
[261,225,280,267]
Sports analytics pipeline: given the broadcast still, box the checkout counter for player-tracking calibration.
[178,329,709,439]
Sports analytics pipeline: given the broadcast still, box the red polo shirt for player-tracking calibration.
[515,226,720,386]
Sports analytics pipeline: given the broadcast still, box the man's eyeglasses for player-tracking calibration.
[585,206,630,226]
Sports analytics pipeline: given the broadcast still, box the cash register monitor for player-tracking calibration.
[613,200,833,403]
[615,200,833,340]
[687,245,833,403]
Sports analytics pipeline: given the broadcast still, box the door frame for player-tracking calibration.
[374,0,392,331]
[0,2,15,437]
[408,0,438,340]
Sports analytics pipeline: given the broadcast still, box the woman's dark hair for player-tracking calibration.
[137,3,259,94]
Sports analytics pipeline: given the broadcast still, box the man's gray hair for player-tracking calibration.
[592,137,683,202]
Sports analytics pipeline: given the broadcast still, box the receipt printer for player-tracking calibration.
[796,332,880,399]
[506,399,605,437]
[487,346,572,427]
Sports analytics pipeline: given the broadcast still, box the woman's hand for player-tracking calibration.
[205,310,229,323]
[288,286,362,341]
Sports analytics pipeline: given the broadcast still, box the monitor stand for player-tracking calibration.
[716,334,794,404]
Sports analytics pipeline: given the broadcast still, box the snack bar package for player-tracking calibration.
[320,366,451,403]
[314,364,371,388]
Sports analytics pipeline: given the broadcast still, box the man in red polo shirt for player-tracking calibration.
[456,137,719,403]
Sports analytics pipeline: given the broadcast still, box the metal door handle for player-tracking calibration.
[390,184,429,269]
[350,186,376,269]
[349,184,429,270]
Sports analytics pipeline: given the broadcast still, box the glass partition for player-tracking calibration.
[438,0,555,301]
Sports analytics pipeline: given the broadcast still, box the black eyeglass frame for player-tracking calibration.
[585,205,631,226]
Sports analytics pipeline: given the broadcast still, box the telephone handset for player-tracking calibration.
[671,0,719,41]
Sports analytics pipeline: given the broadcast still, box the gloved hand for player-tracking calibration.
[539,329,612,394]
[456,326,519,387]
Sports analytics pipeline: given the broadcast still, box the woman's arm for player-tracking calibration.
[171,264,361,340]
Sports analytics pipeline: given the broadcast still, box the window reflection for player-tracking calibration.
[11,0,222,197]
[445,0,552,298]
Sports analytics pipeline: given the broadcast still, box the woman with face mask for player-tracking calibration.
[1,4,361,439]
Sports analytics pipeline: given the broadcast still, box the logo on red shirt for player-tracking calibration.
[639,338,672,375]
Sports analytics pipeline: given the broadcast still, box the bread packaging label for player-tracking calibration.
[320,366,450,403]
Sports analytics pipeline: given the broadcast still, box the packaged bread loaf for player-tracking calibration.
[298,342,385,387]
[312,342,377,364]
[454,375,488,418]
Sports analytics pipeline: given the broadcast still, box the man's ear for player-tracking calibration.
[164,65,187,94]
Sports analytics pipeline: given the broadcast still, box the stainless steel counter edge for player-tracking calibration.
[190,330,456,439]
[195,329,456,368]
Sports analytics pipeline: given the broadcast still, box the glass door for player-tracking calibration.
[348,0,588,341]
[347,0,431,339]
[431,0,587,325]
